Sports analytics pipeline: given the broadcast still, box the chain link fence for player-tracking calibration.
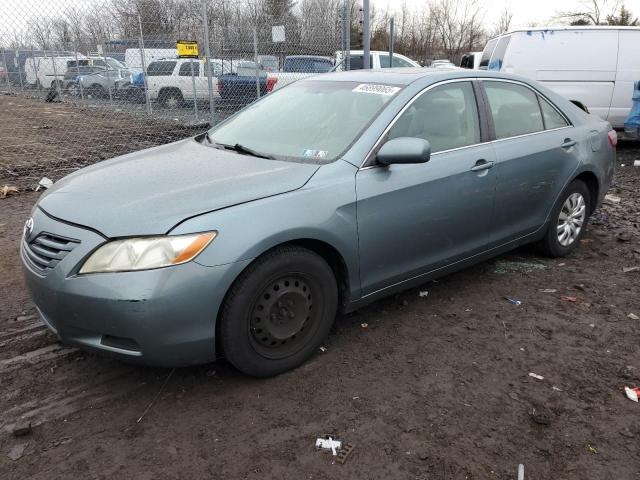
[0,0,352,190]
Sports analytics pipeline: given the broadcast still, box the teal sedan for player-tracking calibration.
[22,69,615,376]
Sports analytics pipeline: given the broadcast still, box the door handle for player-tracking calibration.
[470,159,495,172]
[561,139,577,149]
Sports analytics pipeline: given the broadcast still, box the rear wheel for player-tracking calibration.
[159,89,183,108]
[219,246,338,377]
[539,180,591,257]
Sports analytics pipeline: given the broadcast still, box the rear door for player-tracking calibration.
[481,79,580,245]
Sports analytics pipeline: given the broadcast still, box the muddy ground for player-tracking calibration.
[1,95,640,479]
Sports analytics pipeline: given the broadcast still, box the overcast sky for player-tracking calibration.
[373,0,640,29]
[2,0,639,36]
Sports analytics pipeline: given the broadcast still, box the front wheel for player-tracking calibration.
[539,180,591,257]
[219,246,338,377]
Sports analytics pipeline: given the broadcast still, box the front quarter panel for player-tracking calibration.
[170,159,361,301]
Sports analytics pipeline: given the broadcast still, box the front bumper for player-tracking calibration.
[21,207,251,367]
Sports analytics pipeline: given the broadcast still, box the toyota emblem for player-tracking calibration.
[24,217,34,238]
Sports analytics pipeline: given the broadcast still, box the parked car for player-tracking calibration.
[460,51,482,69]
[479,26,640,129]
[335,50,421,70]
[62,66,106,91]
[73,68,132,98]
[217,62,277,108]
[257,55,279,72]
[270,55,333,90]
[22,70,614,377]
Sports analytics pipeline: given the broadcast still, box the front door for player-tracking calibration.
[356,81,497,296]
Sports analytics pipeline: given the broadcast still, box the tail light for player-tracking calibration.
[607,130,618,148]
[216,78,222,93]
[266,76,278,93]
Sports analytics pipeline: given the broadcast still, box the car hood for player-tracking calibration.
[38,138,320,237]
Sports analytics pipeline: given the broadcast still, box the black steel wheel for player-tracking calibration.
[219,246,338,377]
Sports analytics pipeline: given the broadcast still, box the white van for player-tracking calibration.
[124,48,178,74]
[480,27,640,129]
[24,55,86,88]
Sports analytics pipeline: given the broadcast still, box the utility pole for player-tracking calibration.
[362,0,370,69]
[389,16,394,66]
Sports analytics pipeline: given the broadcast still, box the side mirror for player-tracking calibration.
[376,137,431,166]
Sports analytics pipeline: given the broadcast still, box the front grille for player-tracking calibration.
[23,232,80,275]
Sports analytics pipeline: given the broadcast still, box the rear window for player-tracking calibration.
[489,36,511,71]
[146,61,176,76]
[283,57,332,73]
[479,38,498,69]
[379,54,414,68]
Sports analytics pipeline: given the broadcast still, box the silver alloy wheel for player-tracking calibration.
[557,192,586,246]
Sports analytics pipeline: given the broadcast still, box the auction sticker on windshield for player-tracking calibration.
[353,84,401,96]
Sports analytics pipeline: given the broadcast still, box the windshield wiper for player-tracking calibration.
[213,141,274,160]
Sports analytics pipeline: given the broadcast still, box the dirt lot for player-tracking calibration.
[1,95,640,479]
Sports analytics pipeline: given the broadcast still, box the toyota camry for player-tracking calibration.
[22,69,615,376]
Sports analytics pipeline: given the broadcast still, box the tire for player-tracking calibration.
[219,246,338,377]
[539,180,591,257]
[88,84,106,98]
[158,89,183,108]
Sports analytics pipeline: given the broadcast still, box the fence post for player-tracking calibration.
[73,46,85,101]
[389,16,394,66]
[16,51,24,91]
[253,28,260,100]
[201,0,216,125]
[362,0,370,69]
[1,50,12,93]
[189,58,199,120]
[342,0,351,70]
[138,14,152,115]
[102,43,113,105]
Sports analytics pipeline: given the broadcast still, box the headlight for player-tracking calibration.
[79,232,216,274]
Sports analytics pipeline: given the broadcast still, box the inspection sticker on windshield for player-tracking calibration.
[302,149,328,159]
[353,84,401,96]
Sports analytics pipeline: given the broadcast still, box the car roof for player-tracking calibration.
[309,68,526,86]
[489,25,640,40]
[285,55,332,60]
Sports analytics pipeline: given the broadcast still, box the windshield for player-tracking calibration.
[106,58,126,69]
[208,80,401,162]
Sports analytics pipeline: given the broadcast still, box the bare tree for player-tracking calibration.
[430,0,486,61]
[493,6,513,36]
[556,0,621,25]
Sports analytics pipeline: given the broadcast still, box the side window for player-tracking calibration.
[179,62,199,76]
[392,56,413,68]
[387,81,480,154]
[93,60,106,67]
[488,36,510,71]
[539,96,569,129]
[484,81,544,139]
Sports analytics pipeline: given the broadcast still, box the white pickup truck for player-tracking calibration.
[270,51,421,91]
